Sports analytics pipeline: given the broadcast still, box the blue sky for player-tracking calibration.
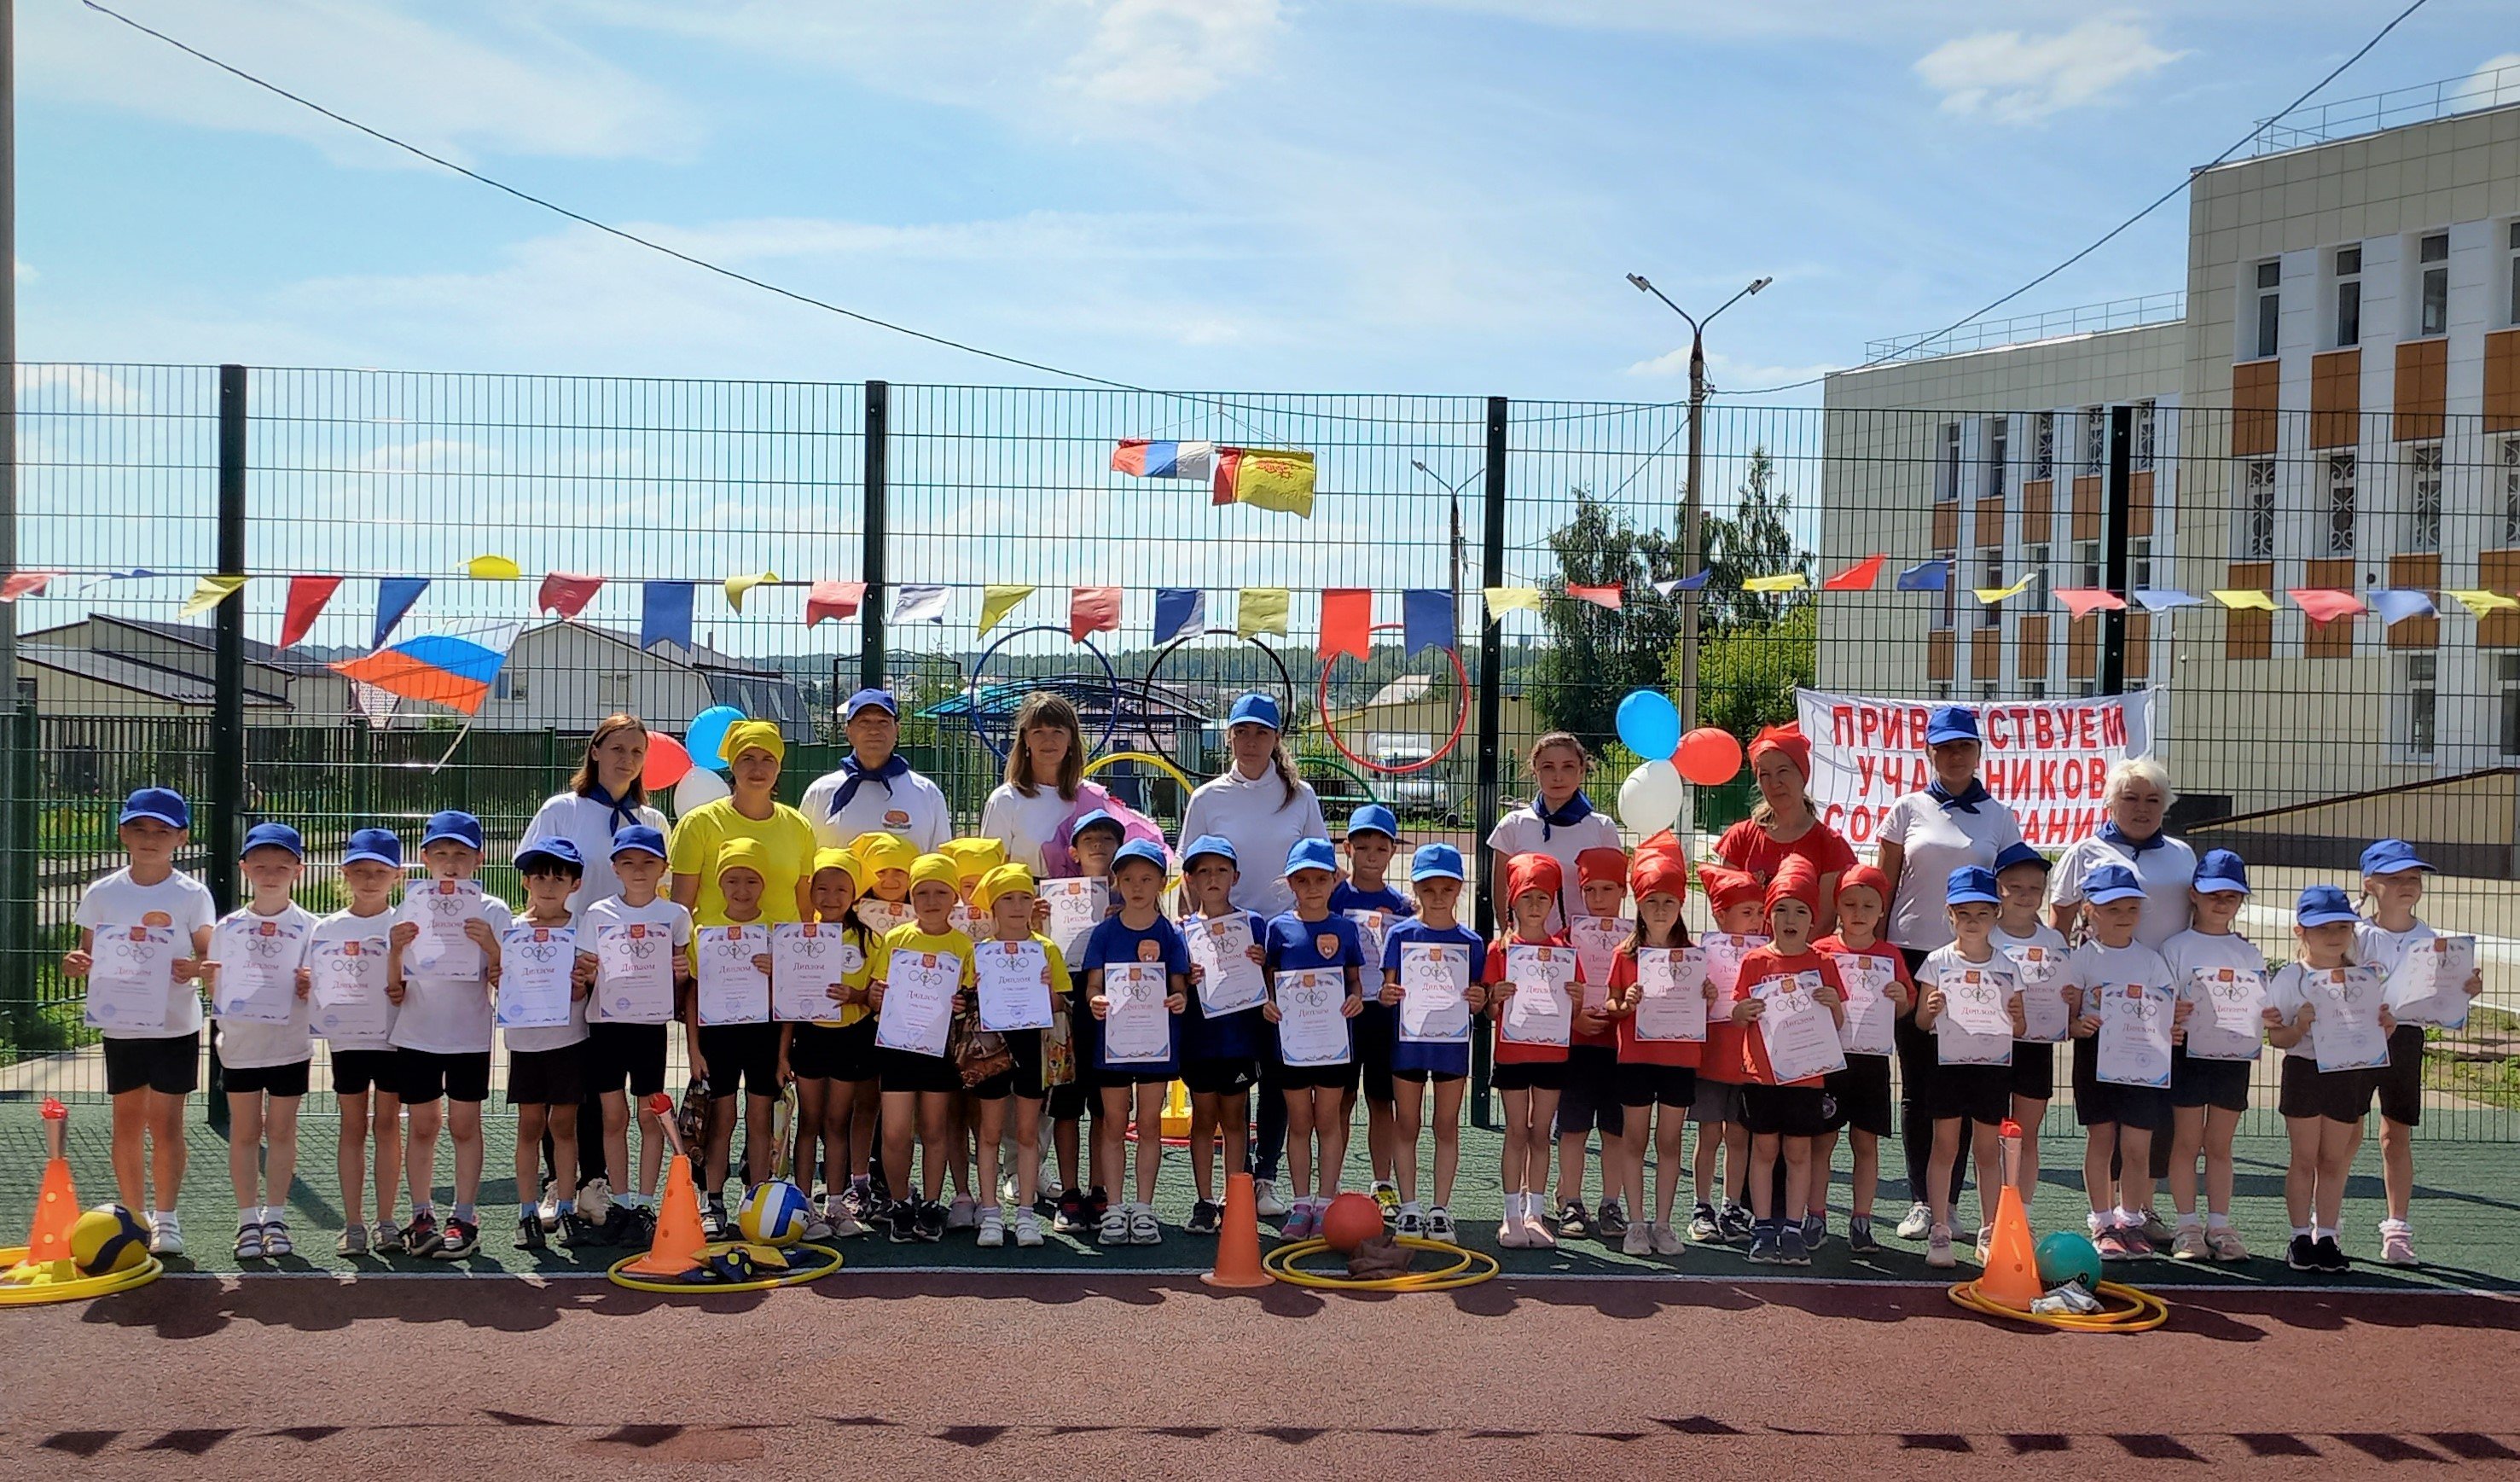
[19,0,2516,404]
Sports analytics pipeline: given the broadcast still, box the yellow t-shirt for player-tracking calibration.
[876,923,979,991]
[810,919,879,1029]
[669,799,816,926]
[967,930,1071,1005]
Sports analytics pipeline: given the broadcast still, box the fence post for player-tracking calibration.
[207,363,248,1122]
[1470,394,1509,1129]
[2100,404,2134,695]
[861,380,889,692]
[3,700,32,1048]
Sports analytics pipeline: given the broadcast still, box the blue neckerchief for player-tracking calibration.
[1928,778,1990,814]
[584,780,641,834]
[1536,789,1594,840]
[2099,819,2165,854]
[828,752,910,817]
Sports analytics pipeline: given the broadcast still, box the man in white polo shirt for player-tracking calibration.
[800,689,952,851]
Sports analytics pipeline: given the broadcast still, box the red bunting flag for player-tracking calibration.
[278,575,343,648]
[806,580,865,627]
[1070,585,1122,642]
[1821,554,1886,592]
[537,572,604,619]
[1319,588,1373,660]
[2054,588,2128,620]
[2289,588,2366,626]
[1567,584,1623,609]
[0,571,55,603]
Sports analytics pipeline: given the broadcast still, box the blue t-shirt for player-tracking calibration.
[1382,919,1484,1077]
[1082,912,1189,1076]
[1181,908,1271,1062]
[1329,880,1416,918]
[1263,910,1366,1067]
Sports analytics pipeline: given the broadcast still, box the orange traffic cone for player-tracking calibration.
[24,1098,78,1266]
[1977,1183,2044,1312]
[1200,1171,1272,1289]
[624,1154,705,1278]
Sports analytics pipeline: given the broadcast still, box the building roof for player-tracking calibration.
[20,613,343,677]
[19,644,290,706]
[529,621,787,678]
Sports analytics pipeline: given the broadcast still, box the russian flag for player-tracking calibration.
[1110,439,1216,479]
[330,622,518,716]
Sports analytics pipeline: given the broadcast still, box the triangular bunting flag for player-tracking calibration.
[1070,586,1122,642]
[1567,584,1623,610]
[0,572,55,602]
[537,572,603,619]
[177,574,247,619]
[280,576,344,648]
[1973,574,2035,605]
[2367,589,2436,627]
[1402,589,1456,656]
[1236,587,1291,638]
[2132,588,2204,613]
[1895,561,1948,592]
[1821,554,1886,591]
[641,581,695,652]
[1153,588,1207,645]
[2289,589,2366,626]
[892,584,949,625]
[2211,590,2277,612]
[1484,586,1543,618]
[1212,448,1316,519]
[1668,570,1713,592]
[375,577,431,648]
[1743,572,1809,594]
[466,555,521,581]
[2053,588,2127,620]
[806,580,865,627]
[978,584,1036,638]
[1319,589,1372,660]
[724,571,778,613]
[2448,589,2520,617]
[331,621,520,716]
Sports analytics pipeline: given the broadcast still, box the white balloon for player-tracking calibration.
[674,768,731,817]
[1617,758,1686,833]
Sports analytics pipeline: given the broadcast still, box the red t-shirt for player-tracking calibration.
[1730,943,1844,1088]
[1715,818,1858,888]
[1609,949,1701,1068]
[1485,934,1572,1065]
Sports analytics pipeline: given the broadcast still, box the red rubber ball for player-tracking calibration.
[1320,1192,1385,1254]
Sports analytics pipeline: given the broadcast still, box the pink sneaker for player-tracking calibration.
[2379,1223,2418,1266]
[1282,1202,1319,1241]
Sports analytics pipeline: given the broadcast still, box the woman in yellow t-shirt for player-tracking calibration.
[668,721,816,925]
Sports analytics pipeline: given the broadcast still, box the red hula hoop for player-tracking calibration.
[1315,622,1469,775]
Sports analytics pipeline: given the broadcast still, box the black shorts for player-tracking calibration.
[1272,1059,1360,1093]
[1825,1054,1895,1137]
[1047,1080,1091,1120]
[967,1029,1048,1102]
[1554,1044,1625,1136]
[396,1048,491,1104]
[1689,1075,1745,1125]
[104,1032,198,1096]
[2378,1023,2425,1127]
[330,1048,398,1097]
[2169,1046,2253,1113]
[787,1019,878,1085]
[2071,1036,2170,1132]
[1489,1059,1565,1093]
[1355,1005,1396,1106]
[584,1020,668,1098]
[221,1058,310,1099]
[876,1045,963,1096]
[2279,1054,2378,1125]
[507,1043,586,1107]
[1740,1084,1830,1138]
[1614,1061,1697,1109]
[697,1023,781,1100]
[2011,1040,2057,1101]
[1182,1055,1260,1097]
[1391,1067,1467,1085]
[1917,1061,2012,1125]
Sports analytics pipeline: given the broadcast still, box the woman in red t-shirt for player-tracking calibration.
[1715,723,1857,936]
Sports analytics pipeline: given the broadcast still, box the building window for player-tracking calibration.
[1932,681,1953,701]
[2500,655,2520,758]
[493,671,525,701]
[1985,417,2008,502]
[2027,542,2052,604]
[2129,536,2154,591]
[2418,233,2449,338]
[2134,400,2157,472]
[2327,452,2357,555]
[2025,680,2047,700]
[2254,259,2281,359]
[1979,552,2002,628]
[597,671,633,715]
[2407,444,2442,554]
[2508,221,2520,327]
[2505,437,2520,543]
[1974,681,2000,702]
[2075,539,2101,588]
[2082,406,2105,476]
[2075,680,2098,698]
[2402,653,2437,761]
[2034,412,2055,480]
[2334,246,2362,348]
[1931,554,1955,631]
[1937,421,1960,502]
[2239,457,2277,559]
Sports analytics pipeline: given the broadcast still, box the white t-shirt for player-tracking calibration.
[73,866,219,1039]
[582,893,695,1024]
[519,791,669,916]
[2058,937,2175,1023]
[209,902,317,1069]
[980,781,1090,875]
[2354,919,2436,981]
[310,907,400,1050]
[1919,943,2019,1064]
[800,762,952,853]
[1484,804,1626,935]
[2162,927,2270,1062]
[502,915,589,1055]
[1178,766,1330,919]
[389,886,514,1055]
[1878,791,2024,951]
[2048,834,2198,950]
[2267,961,2386,1062]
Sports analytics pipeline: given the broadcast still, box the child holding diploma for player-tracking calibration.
[1912,867,2028,1269]
[1331,805,1413,1218]
[1813,866,1911,1254]
[2354,840,2483,1266]
[2270,885,2396,1272]
[2062,863,2186,1262]
[1052,811,1125,1235]
[1261,837,1364,1241]
[2161,849,2265,1261]
[1487,853,1571,1249]
[779,849,875,1238]
[1989,842,2069,1208]
[1606,843,1710,1258]
[202,822,315,1260]
[1086,839,1190,1245]
[1380,843,1486,1241]
[1687,866,1767,1246]
[1727,859,1847,1266]
[386,811,508,1259]
[869,852,977,1243]
[963,863,1065,1247]
[686,839,779,1236]
[578,824,691,1240]
[1179,835,1269,1235]
[1555,845,1631,1243]
[502,839,594,1249]
[313,828,406,1255]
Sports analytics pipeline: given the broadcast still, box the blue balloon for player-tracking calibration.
[686,705,746,768]
[1614,689,1681,762]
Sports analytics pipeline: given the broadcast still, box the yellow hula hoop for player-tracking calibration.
[1083,750,1195,795]
[1947,1278,2171,1333]
[607,1241,844,1294]
[1261,1235,1500,1292]
[0,1246,165,1306]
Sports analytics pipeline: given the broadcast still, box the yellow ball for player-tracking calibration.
[67,1204,150,1276]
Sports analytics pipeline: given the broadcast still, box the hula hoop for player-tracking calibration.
[1262,1235,1499,1292]
[607,1240,844,1294]
[1298,754,1387,811]
[0,1246,165,1306]
[1083,749,1195,799]
[1140,632,1297,781]
[1315,623,1469,775]
[965,625,1121,764]
[1947,1279,2170,1333]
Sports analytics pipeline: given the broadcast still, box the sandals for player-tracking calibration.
[234,1223,266,1260]
[262,1221,293,1258]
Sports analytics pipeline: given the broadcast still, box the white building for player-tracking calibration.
[17,613,354,725]
[468,621,812,742]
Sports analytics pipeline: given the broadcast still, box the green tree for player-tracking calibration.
[1529,490,1684,751]
[1675,598,1816,739]
[1701,445,1813,634]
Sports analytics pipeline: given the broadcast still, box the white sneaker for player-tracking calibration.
[946,1195,979,1231]
[1896,1202,1933,1241]
[1425,1206,1456,1242]
[148,1212,184,1257]
[537,1179,561,1232]
[372,1218,401,1252]
[1252,1178,1290,1218]
[1129,1204,1163,1245]
[578,1177,612,1225]
[976,1206,1006,1248]
[1013,1207,1044,1247]
[1098,1206,1130,1244]
[1621,1222,1653,1256]
[1649,1221,1685,1258]
[1926,1223,1956,1270]
[827,1206,868,1240]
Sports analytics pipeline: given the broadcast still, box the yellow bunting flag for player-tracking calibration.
[1744,572,1810,594]
[466,555,521,580]
[1235,587,1291,638]
[2447,589,2520,617]
[2210,590,2276,612]
[1483,586,1543,618]
[1972,574,2034,605]
[978,584,1036,638]
[723,571,778,613]
[177,574,247,619]
[1214,449,1317,519]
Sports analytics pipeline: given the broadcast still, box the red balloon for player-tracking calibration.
[1673,727,1744,787]
[1320,1191,1386,1253]
[641,729,694,792]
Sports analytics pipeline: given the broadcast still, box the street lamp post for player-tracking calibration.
[1625,272,1770,730]
[1411,458,1481,651]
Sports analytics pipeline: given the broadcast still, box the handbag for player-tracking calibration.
[949,1010,1014,1089]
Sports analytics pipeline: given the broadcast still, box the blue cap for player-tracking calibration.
[611,823,668,860]
[421,810,485,851]
[2082,863,2147,905]
[1284,837,1339,877]
[1226,692,1283,732]
[2296,884,2360,928]
[241,822,304,859]
[1181,834,1239,868]
[1112,838,1167,874]
[1410,842,1466,882]
[2193,848,2250,896]
[342,828,404,869]
[1069,809,1124,843]
[1345,804,1399,840]
[1925,706,1980,746]
[119,787,189,829]
[516,837,584,873]
[2359,839,2434,878]
[1992,841,2049,875]
[843,688,898,720]
[1943,866,2000,907]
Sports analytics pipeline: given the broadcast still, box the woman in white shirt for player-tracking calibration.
[518,715,670,915]
[978,693,1120,875]
[2046,757,2198,952]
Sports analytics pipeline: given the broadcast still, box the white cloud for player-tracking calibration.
[2465,52,2520,111]
[1915,17,2184,122]
[1060,0,1283,105]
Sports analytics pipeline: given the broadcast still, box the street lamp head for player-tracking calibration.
[1749,276,1774,294]
[1411,459,1432,474]
[1626,273,1654,293]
